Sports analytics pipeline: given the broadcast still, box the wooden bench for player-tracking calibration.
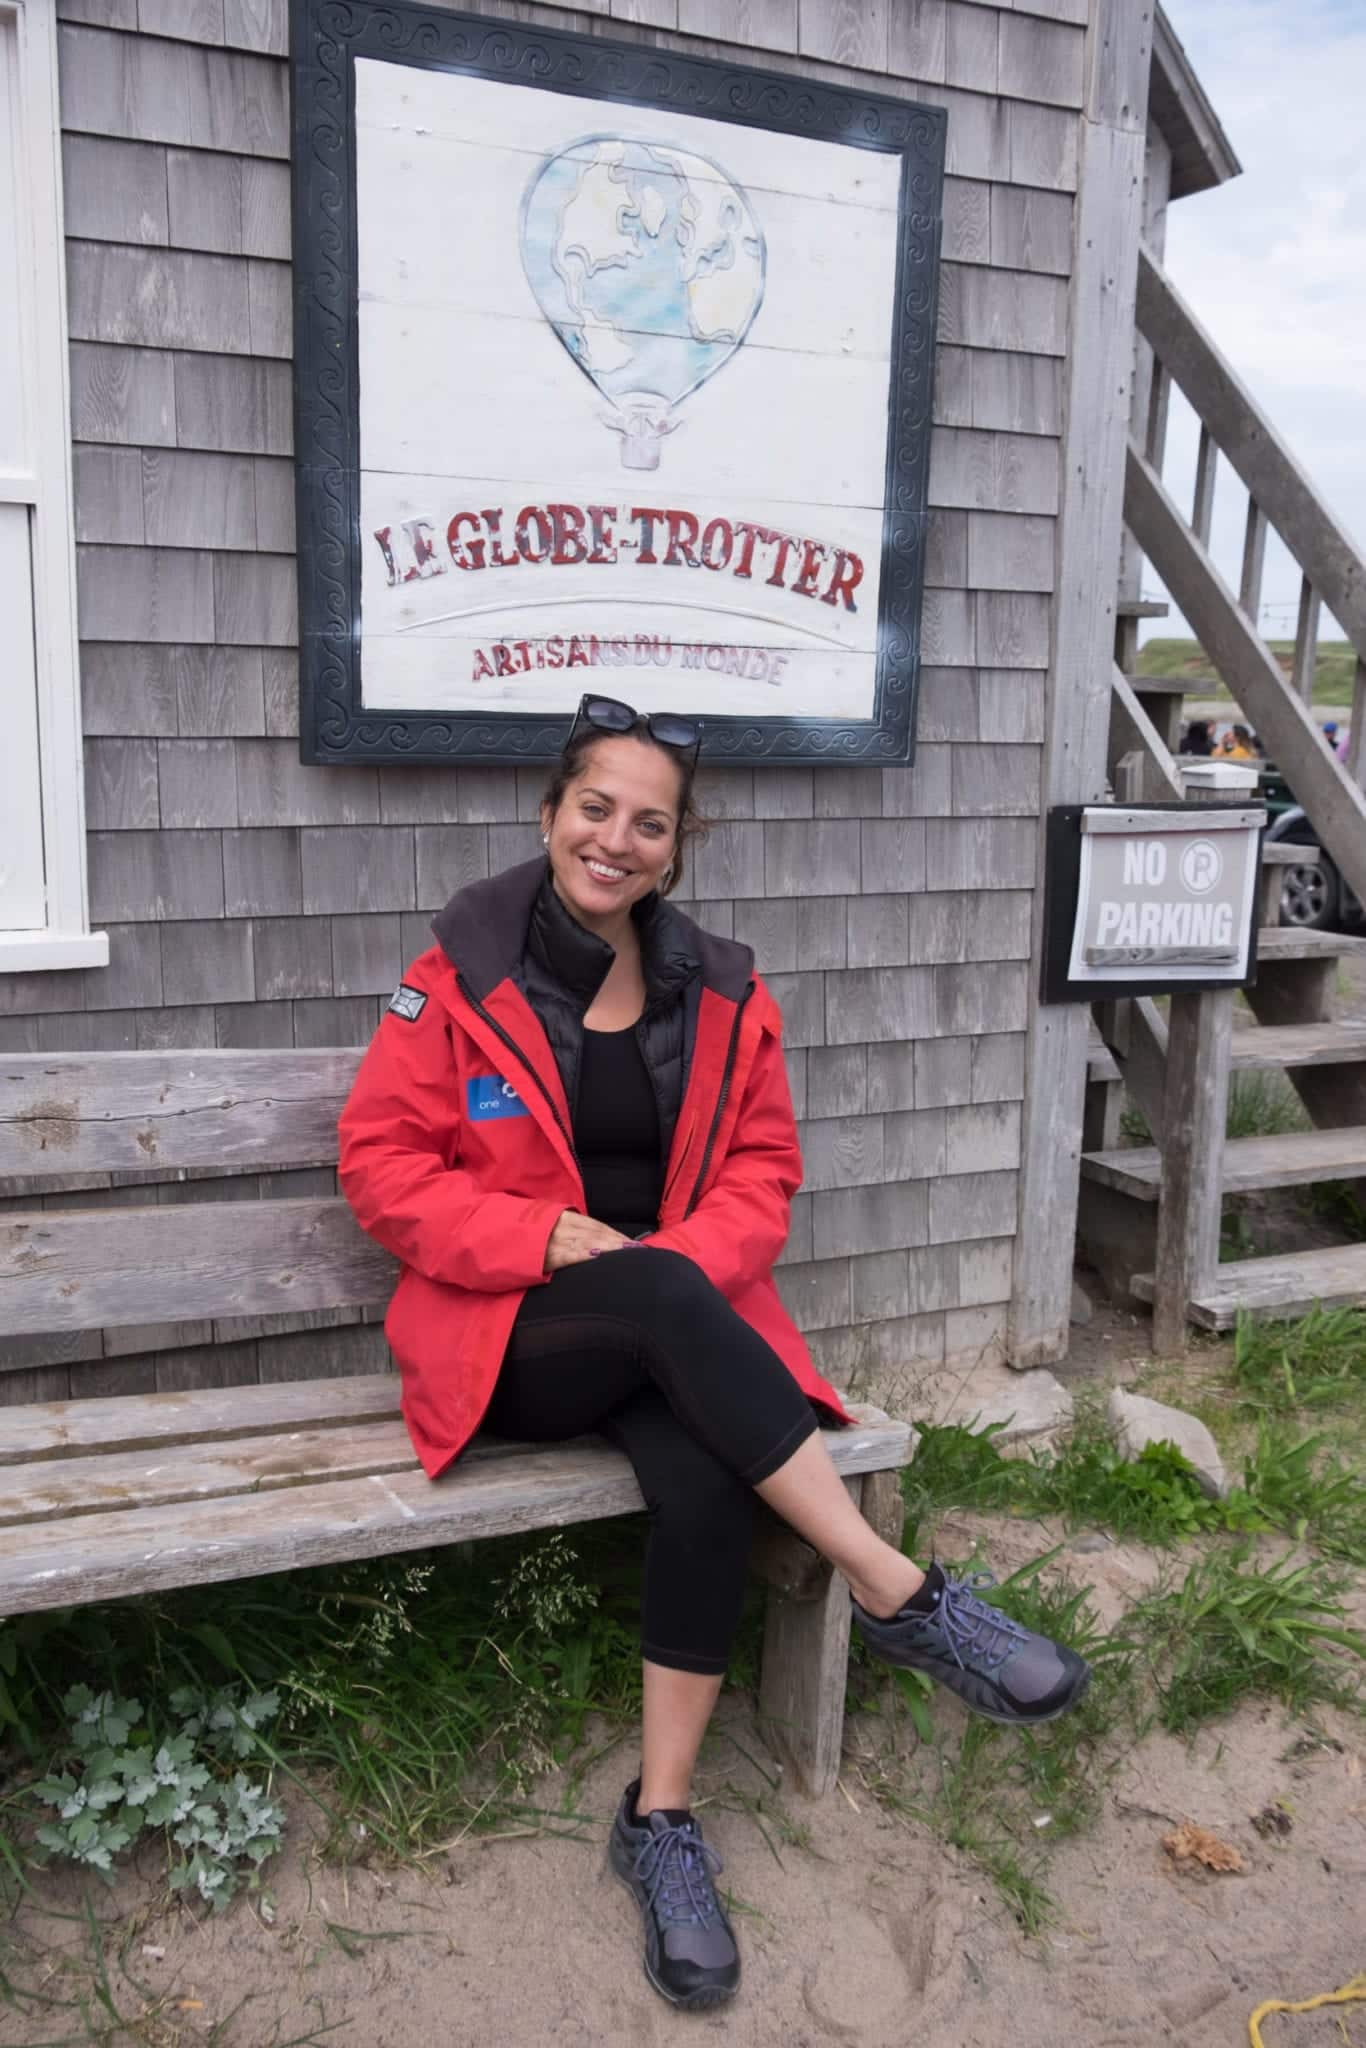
[0,1049,915,1795]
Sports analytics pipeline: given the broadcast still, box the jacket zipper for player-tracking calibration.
[455,972,583,1180]
[683,982,753,1219]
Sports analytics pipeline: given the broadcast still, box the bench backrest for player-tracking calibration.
[0,1050,391,1346]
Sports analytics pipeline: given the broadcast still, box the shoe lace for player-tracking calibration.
[631,1823,724,1929]
[935,1571,1030,1676]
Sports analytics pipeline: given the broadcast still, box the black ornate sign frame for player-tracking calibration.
[291,0,945,767]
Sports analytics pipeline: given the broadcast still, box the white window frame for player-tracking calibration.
[0,0,106,972]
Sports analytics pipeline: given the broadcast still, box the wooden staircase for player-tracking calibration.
[1078,242,1366,1349]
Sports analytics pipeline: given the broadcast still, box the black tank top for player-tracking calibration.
[574,1024,664,1239]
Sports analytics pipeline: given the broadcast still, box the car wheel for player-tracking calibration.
[1279,858,1338,930]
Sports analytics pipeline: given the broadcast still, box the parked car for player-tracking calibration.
[1260,766,1364,931]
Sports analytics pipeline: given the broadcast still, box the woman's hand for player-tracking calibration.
[543,1210,633,1271]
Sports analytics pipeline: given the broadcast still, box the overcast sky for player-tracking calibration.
[1141,0,1366,647]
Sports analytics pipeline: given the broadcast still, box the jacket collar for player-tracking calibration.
[431,857,754,1006]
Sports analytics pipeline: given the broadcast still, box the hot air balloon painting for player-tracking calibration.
[520,138,766,471]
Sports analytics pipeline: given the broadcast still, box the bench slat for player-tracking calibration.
[0,1051,362,1178]
[1,1198,395,1334]
[0,1415,913,1615]
[0,1373,402,1464]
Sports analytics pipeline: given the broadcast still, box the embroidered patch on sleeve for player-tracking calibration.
[387,983,428,1022]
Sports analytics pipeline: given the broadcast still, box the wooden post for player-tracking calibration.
[1009,0,1153,1370]
[1349,656,1366,791]
[1292,575,1321,703]
[758,1476,860,1796]
[1239,499,1268,621]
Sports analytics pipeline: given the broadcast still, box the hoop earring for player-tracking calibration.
[661,861,675,889]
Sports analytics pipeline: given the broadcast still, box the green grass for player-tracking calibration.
[1119,1070,1310,1153]
[1231,1303,1366,1416]
[1137,635,1357,708]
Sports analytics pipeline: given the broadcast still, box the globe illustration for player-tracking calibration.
[521,135,766,470]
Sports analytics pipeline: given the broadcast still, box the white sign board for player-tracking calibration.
[353,59,901,721]
[1064,806,1264,988]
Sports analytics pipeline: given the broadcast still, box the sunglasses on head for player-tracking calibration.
[568,694,703,763]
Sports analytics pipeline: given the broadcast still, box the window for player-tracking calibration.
[0,0,105,971]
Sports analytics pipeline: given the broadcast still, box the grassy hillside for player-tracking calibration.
[1136,637,1356,708]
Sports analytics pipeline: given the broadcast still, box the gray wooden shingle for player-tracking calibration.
[764,821,861,898]
[938,264,1067,357]
[58,24,290,156]
[487,824,542,872]
[450,768,520,824]
[775,1258,853,1334]
[139,0,225,41]
[966,510,1055,591]
[952,742,1042,817]
[825,967,935,1046]
[174,352,292,455]
[915,669,978,742]
[929,428,1059,513]
[248,258,291,357]
[77,544,215,643]
[850,1249,911,1323]
[806,1044,868,1119]
[157,737,239,827]
[814,767,883,819]
[378,767,466,826]
[300,827,416,915]
[253,916,333,1000]
[691,821,766,901]
[262,651,297,736]
[693,766,755,820]
[929,1169,1018,1244]
[924,507,969,588]
[240,156,290,258]
[798,1115,885,1192]
[79,922,164,1012]
[235,740,378,826]
[935,959,1029,1034]
[924,86,1011,181]
[141,448,256,550]
[175,646,265,734]
[977,667,1046,743]
[332,914,404,998]
[964,889,1033,960]
[160,918,255,1007]
[166,147,243,254]
[906,1244,961,1313]
[926,817,1036,890]
[974,589,1051,667]
[997,12,1084,107]
[972,1031,1026,1102]
[1009,99,1079,192]
[752,768,813,820]
[813,1180,928,1260]
[81,643,179,735]
[784,1046,808,1120]
[795,897,847,970]
[881,745,952,817]
[990,185,1074,274]
[945,1,998,92]
[214,1000,294,1048]
[887,0,946,83]
[676,0,797,47]
[253,457,294,551]
[970,350,1063,435]
[859,820,927,895]
[762,972,825,1047]
[415,826,490,906]
[84,737,160,829]
[88,829,226,922]
[941,176,989,266]
[847,895,910,970]
[214,552,296,645]
[906,894,969,962]
[70,342,175,446]
[914,1035,973,1108]
[798,0,887,68]
[222,826,301,915]
[224,0,288,54]
[933,344,973,427]
[74,445,145,544]
[957,1235,1014,1305]
[946,1100,1022,1174]
[884,1106,948,1182]
[920,587,975,665]
[292,997,382,1050]
[62,134,168,244]
[56,1,138,25]
[66,242,252,353]
[733,900,798,974]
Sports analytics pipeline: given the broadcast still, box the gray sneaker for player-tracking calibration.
[854,1569,1091,1725]
[608,1781,740,2010]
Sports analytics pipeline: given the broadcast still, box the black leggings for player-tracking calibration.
[483,1248,822,1675]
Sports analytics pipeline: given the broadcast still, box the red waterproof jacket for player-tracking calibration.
[339,858,851,1477]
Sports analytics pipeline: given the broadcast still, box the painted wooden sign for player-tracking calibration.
[1042,805,1266,1003]
[292,2,944,765]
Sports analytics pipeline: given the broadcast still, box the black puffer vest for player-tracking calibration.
[519,871,703,1163]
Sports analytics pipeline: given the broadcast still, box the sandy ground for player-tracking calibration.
[4,1496,1363,2048]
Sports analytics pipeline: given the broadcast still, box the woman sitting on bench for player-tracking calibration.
[339,694,1090,2012]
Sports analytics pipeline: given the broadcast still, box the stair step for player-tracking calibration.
[1087,1019,1366,1085]
[1117,598,1171,619]
[1257,927,1366,962]
[1131,1244,1366,1329]
[1081,1124,1366,1201]
[1123,671,1190,695]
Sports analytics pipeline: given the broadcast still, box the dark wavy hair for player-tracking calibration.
[540,719,707,899]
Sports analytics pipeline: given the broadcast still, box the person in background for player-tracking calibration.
[338,695,1092,2012]
[1219,723,1254,759]
[1323,720,1340,751]
[1179,718,1214,756]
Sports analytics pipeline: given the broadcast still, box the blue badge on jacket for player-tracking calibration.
[467,1075,531,1122]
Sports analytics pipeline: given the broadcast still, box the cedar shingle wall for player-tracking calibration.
[2,0,1090,1405]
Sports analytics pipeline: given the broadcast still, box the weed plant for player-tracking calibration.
[1231,1304,1366,1416]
